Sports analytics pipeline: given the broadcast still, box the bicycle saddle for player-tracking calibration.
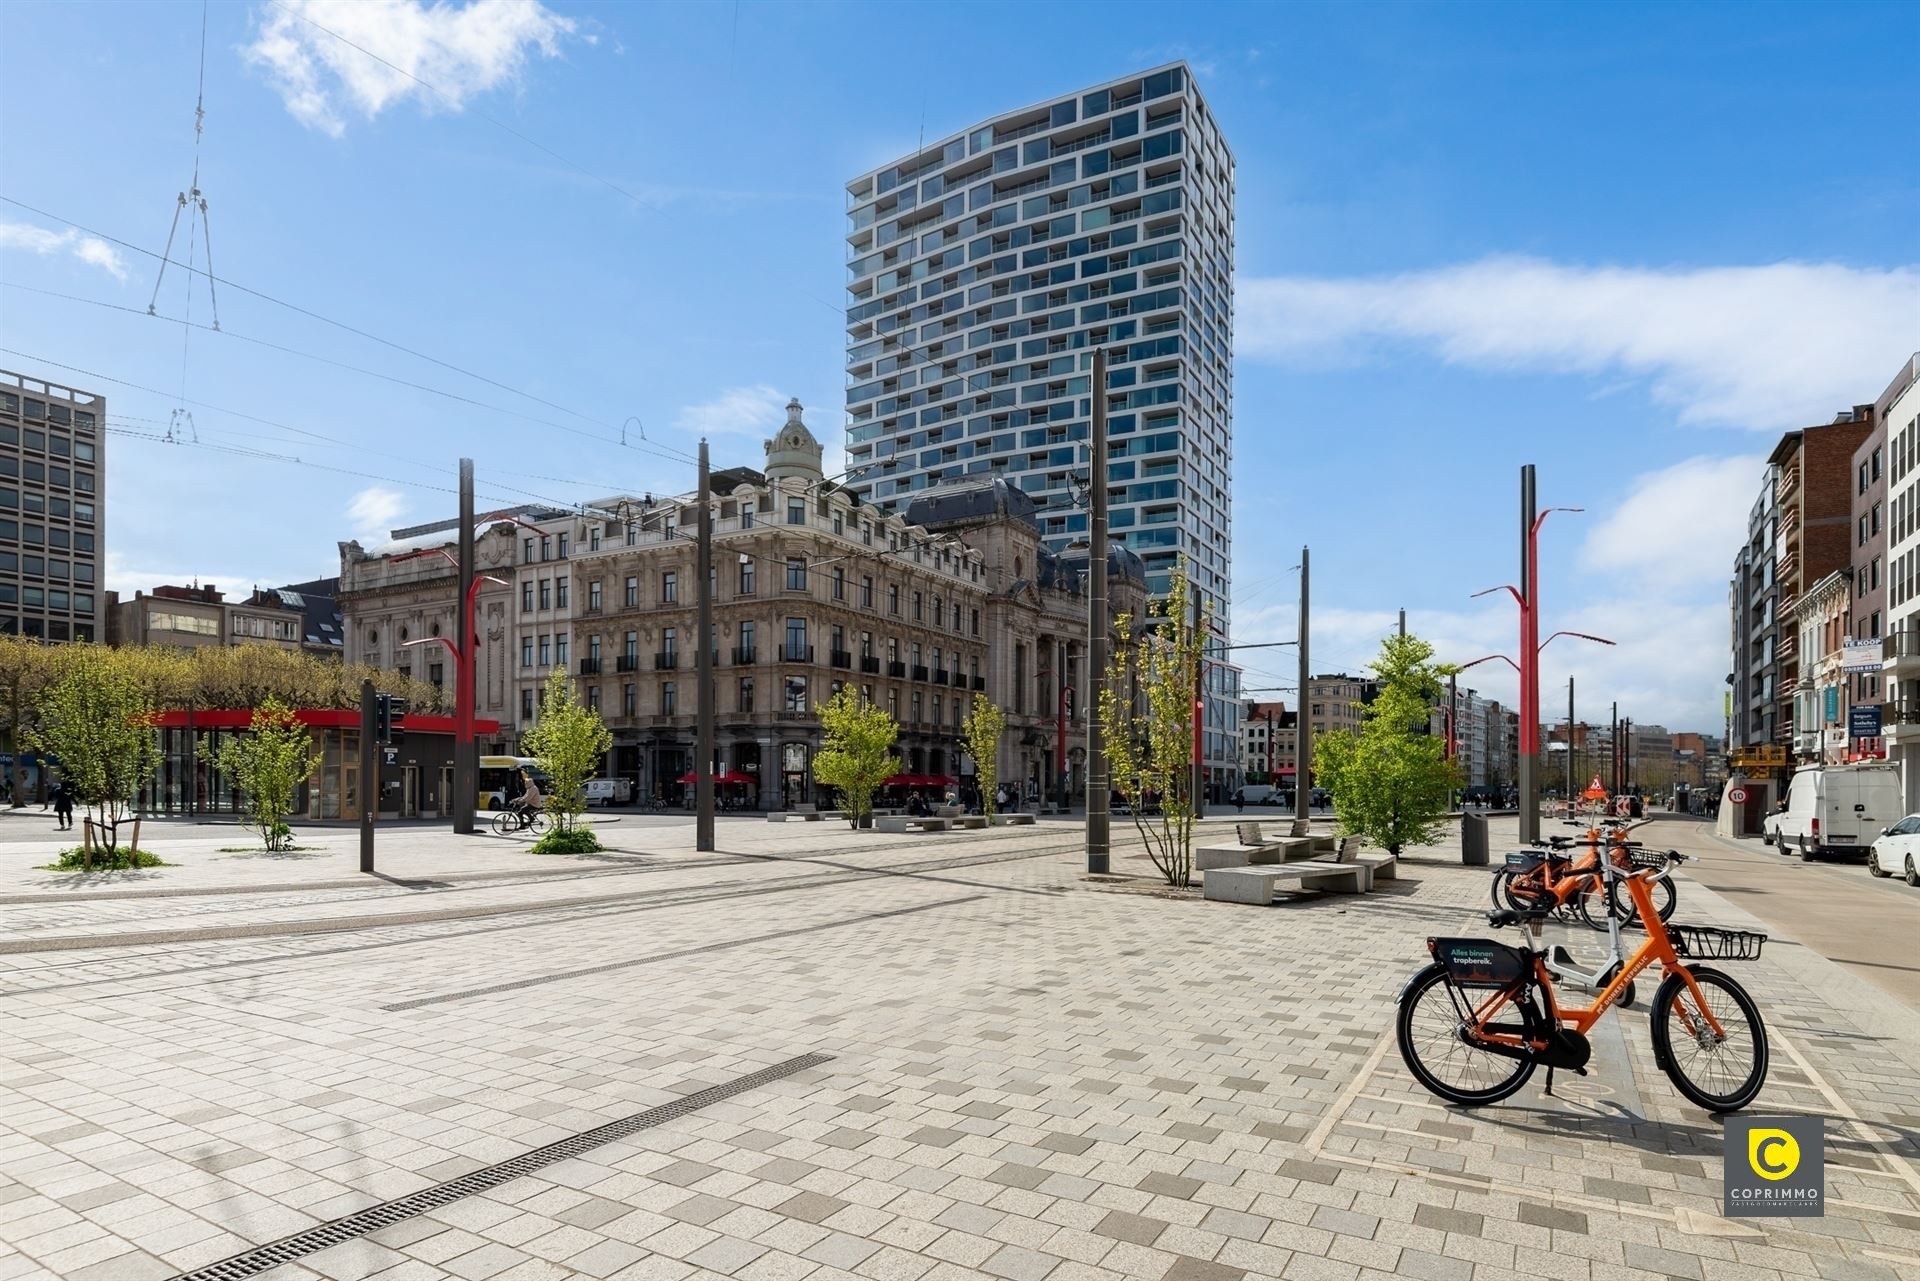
[1487,907,1553,928]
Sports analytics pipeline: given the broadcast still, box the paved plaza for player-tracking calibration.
[0,810,1917,1281]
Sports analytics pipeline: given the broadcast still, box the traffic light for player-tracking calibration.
[375,695,407,747]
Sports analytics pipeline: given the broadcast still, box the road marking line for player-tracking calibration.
[1772,1029,1920,1203]
[1305,1022,1397,1155]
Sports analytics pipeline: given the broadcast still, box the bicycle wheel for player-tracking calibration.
[1607,874,1676,927]
[491,811,515,837]
[1571,882,1610,931]
[527,812,549,836]
[1396,964,1537,1106]
[1651,966,1768,1113]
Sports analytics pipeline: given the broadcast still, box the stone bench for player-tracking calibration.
[954,815,990,829]
[1203,862,1371,901]
[1196,821,1300,870]
[1202,832,1384,903]
[874,815,953,834]
[990,813,1036,826]
[768,803,827,823]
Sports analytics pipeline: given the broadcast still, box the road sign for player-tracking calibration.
[1728,786,1748,805]
[383,748,398,766]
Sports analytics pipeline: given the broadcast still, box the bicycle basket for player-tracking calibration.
[1430,937,1531,987]
[1668,924,1767,961]
[1627,848,1668,872]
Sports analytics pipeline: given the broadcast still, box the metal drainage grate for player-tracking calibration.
[167,1051,833,1281]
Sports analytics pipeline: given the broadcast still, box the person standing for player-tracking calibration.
[52,779,74,831]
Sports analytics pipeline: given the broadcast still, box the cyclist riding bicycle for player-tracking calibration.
[508,770,543,827]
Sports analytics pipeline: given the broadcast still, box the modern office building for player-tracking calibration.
[0,369,104,642]
[842,64,1240,794]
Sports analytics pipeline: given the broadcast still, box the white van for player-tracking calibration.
[1764,764,1902,861]
[584,778,633,807]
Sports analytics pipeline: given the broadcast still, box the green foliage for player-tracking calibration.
[1312,632,1461,855]
[531,826,604,855]
[522,667,613,835]
[42,847,169,872]
[961,694,1005,817]
[1100,567,1205,886]
[207,696,322,850]
[813,686,902,827]
[26,649,163,856]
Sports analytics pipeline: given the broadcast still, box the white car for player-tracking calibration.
[1868,813,1920,885]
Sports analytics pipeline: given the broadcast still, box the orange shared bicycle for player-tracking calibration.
[1494,820,1677,930]
[1398,848,1769,1112]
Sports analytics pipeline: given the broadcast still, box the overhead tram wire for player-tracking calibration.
[0,196,696,466]
[10,347,595,515]
[2,281,688,461]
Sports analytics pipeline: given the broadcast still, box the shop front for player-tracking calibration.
[146,708,501,820]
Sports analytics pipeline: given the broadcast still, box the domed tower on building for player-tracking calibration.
[763,398,824,484]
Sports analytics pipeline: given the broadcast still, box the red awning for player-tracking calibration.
[677,771,757,785]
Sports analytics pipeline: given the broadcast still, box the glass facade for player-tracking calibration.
[0,372,104,642]
[843,64,1241,783]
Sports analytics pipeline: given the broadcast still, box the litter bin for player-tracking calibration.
[1462,812,1489,866]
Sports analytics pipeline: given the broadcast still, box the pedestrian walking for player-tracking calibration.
[1233,788,1245,814]
[52,780,74,831]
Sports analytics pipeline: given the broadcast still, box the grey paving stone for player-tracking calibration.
[774,1192,851,1225]
[1162,1258,1247,1281]
[1094,1211,1169,1247]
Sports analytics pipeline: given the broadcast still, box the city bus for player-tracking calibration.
[478,756,551,811]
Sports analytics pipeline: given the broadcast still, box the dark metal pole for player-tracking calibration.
[359,678,376,873]
[1086,347,1110,873]
[1295,546,1311,835]
[1518,465,1539,844]
[1398,608,1406,639]
[1611,700,1619,793]
[696,440,715,852]
[1567,676,1576,798]
[453,458,476,835]
[1193,586,1206,819]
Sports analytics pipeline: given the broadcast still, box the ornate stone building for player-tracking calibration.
[338,519,520,753]
[569,400,1145,808]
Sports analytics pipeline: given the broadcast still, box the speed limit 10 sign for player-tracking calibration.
[1728,786,1748,804]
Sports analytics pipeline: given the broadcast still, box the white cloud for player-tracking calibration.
[346,485,407,543]
[1580,454,1766,593]
[1239,256,1920,431]
[104,551,313,598]
[246,0,575,138]
[674,385,790,440]
[0,221,129,281]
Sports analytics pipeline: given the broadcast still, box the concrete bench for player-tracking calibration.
[1202,832,1381,903]
[1203,862,1370,901]
[1196,821,1296,870]
[767,810,827,823]
[990,813,1036,826]
[874,815,953,834]
[954,815,990,829]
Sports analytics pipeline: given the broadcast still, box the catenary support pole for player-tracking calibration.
[359,678,376,874]
[1193,586,1206,819]
[1568,676,1576,797]
[696,440,715,852]
[1295,546,1312,836]
[1611,701,1619,794]
[1518,465,1539,844]
[1086,347,1110,874]
[453,458,476,835]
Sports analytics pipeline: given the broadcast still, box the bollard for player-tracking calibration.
[1462,812,1490,866]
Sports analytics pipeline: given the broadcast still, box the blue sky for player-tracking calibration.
[2,0,1914,732]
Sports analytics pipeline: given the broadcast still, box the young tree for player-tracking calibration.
[1312,632,1461,855]
[813,686,901,828]
[27,649,163,858]
[1100,568,1205,886]
[211,696,322,851]
[961,693,1005,817]
[522,667,612,846]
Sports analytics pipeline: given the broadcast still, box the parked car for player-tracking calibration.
[1868,814,1920,885]
[1239,783,1276,806]
[585,777,634,807]
[1766,764,1902,861]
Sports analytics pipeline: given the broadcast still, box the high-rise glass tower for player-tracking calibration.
[843,64,1242,790]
